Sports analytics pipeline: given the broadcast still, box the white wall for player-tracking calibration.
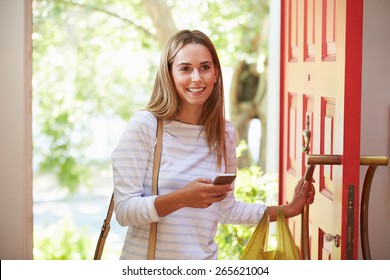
[0,0,33,259]
[360,0,390,260]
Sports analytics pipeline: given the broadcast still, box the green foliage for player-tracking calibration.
[33,0,158,192]
[196,0,269,66]
[33,218,92,260]
[216,166,278,260]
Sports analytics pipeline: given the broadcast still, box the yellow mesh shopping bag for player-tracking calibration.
[240,207,300,260]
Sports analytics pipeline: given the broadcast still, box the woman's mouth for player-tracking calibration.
[187,87,206,95]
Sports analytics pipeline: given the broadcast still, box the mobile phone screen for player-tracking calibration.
[212,173,236,185]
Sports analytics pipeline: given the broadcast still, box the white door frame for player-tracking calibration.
[0,0,33,260]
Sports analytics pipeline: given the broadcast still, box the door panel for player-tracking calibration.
[322,0,337,61]
[320,98,336,199]
[280,0,363,260]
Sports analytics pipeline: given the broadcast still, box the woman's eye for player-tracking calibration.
[179,66,191,72]
[201,65,210,71]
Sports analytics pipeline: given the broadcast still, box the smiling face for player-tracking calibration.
[170,43,218,121]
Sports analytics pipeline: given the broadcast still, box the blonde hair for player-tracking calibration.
[146,29,226,170]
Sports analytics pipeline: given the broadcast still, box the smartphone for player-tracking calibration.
[212,173,236,185]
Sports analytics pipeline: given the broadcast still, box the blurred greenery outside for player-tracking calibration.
[32,0,277,260]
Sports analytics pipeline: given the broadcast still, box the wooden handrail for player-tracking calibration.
[301,155,342,260]
[359,155,388,166]
[359,156,388,260]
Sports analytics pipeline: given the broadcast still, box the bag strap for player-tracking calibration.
[147,117,163,259]
[94,117,163,260]
[94,192,115,260]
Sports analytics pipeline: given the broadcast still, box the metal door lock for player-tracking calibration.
[325,233,341,248]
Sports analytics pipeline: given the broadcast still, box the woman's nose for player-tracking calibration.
[191,69,201,81]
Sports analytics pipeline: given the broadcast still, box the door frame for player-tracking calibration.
[0,0,33,260]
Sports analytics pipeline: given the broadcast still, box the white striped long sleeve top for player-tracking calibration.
[112,110,267,259]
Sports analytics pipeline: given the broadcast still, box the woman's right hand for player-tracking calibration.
[154,178,233,217]
[179,178,233,208]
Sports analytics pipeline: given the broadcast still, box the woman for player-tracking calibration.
[112,29,315,259]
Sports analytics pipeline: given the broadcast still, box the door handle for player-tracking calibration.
[301,165,315,260]
[306,154,342,165]
[301,155,342,260]
[301,154,388,260]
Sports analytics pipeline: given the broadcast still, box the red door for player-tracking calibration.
[279,0,363,259]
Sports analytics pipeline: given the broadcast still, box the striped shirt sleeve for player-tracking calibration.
[112,111,161,226]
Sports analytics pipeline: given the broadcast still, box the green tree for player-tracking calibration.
[33,0,161,191]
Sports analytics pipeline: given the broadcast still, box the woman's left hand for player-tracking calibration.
[284,178,316,218]
[295,177,315,204]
